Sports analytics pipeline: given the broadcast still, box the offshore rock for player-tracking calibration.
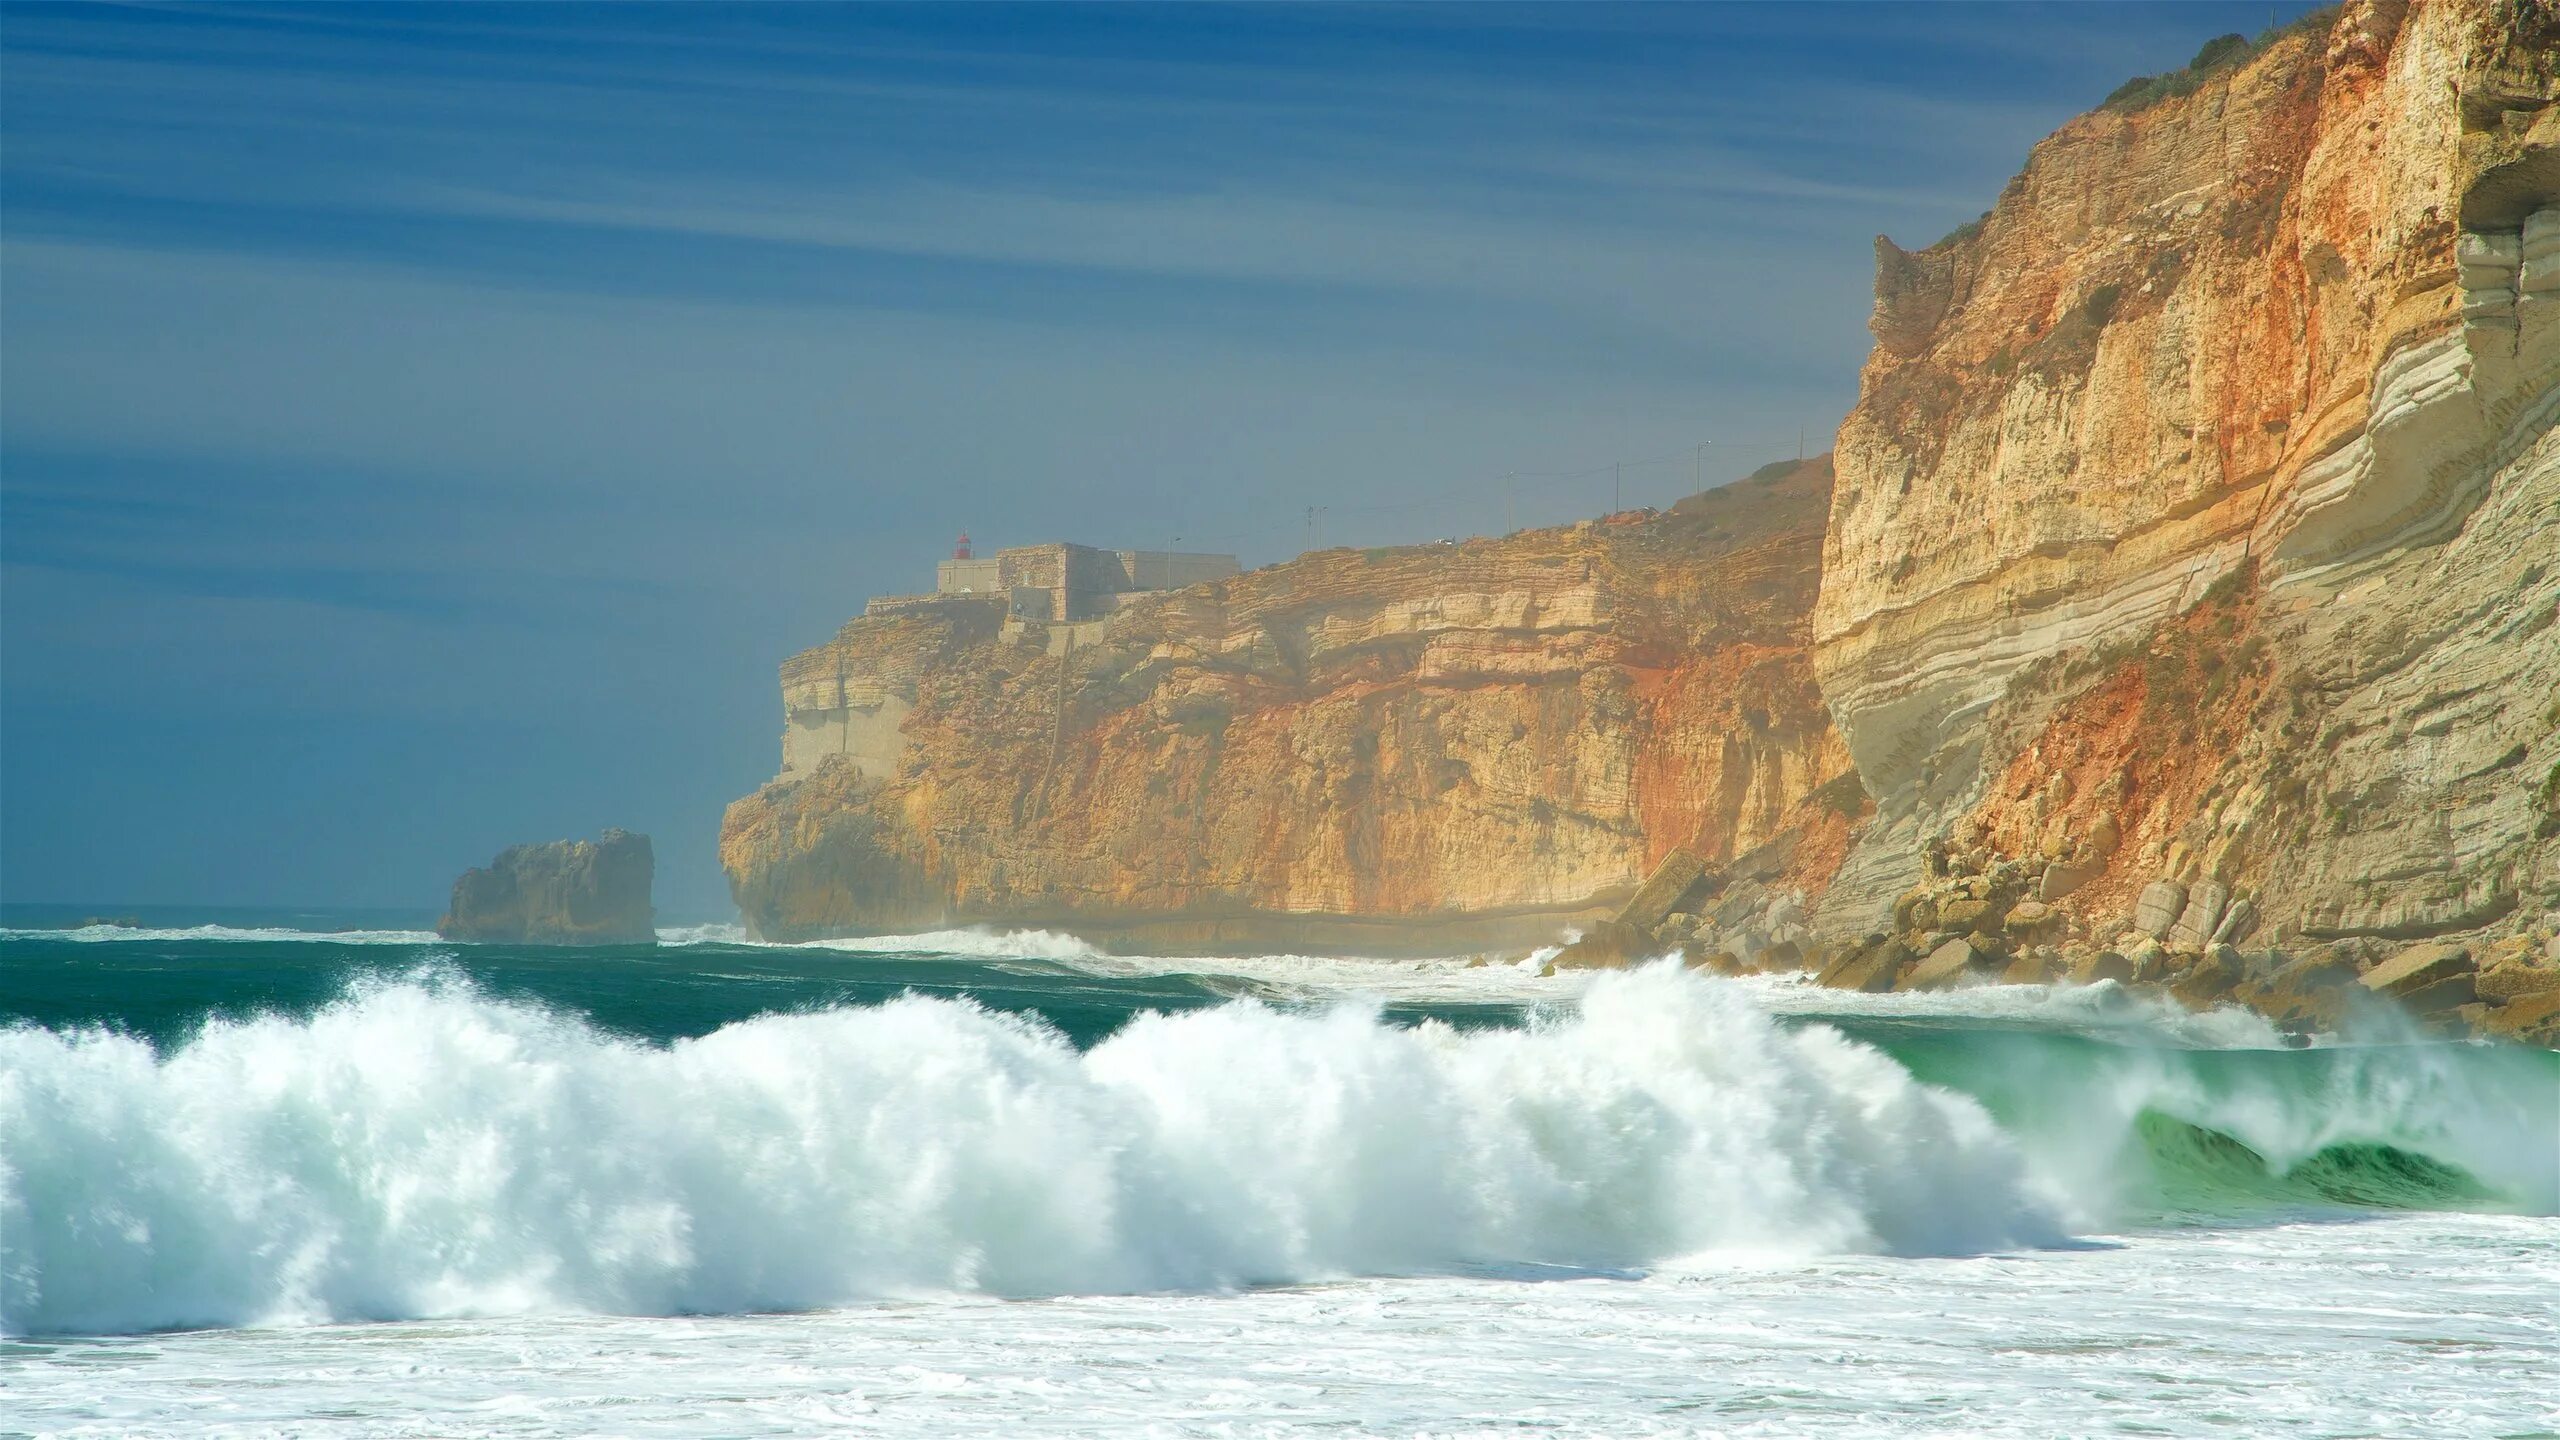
[438,830,655,946]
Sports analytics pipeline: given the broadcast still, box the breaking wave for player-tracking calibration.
[5,962,2546,1339]
[1,965,2057,1336]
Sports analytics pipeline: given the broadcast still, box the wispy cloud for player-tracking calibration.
[2,0,2317,909]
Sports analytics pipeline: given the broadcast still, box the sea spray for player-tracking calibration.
[0,963,2060,1336]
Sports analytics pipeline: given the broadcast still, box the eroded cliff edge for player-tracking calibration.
[1813,0,2560,960]
[722,461,1857,952]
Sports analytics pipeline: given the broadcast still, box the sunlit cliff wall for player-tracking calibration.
[1814,0,2560,942]
[723,463,1856,950]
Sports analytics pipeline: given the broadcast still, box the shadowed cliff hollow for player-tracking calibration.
[722,460,1856,952]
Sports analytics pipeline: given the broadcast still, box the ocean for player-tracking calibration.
[2,915,2553,1437]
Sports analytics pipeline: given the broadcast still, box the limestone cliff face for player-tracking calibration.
[723,0,2557,967]
[723,462,1857,949]
[439,830,656,945]
[1815,0,2560,944]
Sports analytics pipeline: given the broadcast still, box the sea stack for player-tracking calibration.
[438,829,656,945]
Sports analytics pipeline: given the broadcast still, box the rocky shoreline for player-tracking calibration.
[1554,838,2560,1045]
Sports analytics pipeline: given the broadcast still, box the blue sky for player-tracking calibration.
[2,2,2316,917]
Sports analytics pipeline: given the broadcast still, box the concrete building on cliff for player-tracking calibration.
[788,536,1240,782]
[870,536,1239,624]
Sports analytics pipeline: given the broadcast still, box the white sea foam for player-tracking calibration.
[0,964,2063,1336]
[1732,969,2297,1047]
[1060,947,1573,1006]
[13,1215,2552,1439]
[660,921,1567,1003]
[652,922,755,946]
[0,924,443,945]
[770,926,1110,962]
[35,1213,2560,1439]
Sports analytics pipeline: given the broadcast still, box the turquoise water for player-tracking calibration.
[3,919,2554,1436]
[0,926,1532,1053]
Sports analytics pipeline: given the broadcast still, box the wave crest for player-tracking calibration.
[0,963,2058,1336]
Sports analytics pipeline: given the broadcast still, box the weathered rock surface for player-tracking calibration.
[2133,882,2187,940]
[2485,986,2560,1043]
[2477,960,2560,1002]
[1809,0,2560,980]
[724,460,1856,950]
[1906,936,1994,990]
[439,830,655,945]
[2359,941,2476,998]
[1548,920,1664,971]
[1815,935,1907,993]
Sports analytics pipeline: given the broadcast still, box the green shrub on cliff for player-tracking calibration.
[2099,8,2339,115]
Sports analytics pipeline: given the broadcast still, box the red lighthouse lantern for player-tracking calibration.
[954,531,973,561]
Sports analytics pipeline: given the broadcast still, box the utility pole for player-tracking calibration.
[1693,441,1707,494]
[1612,460,1622,515]
[1504,474,1515,535]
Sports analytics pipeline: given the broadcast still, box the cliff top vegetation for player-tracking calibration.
[2099,7,2341,115]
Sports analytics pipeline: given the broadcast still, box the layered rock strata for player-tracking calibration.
[438,829,656,945]
[1811,0,2560,960]
[723,461,1857,951]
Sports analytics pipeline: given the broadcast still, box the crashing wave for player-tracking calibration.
[0,964,2056,1335]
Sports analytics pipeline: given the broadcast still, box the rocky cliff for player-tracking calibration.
[718,0,2560,1036]
[439,830,657,945]
[723,461,1858,951]
[1812,0,2560,967]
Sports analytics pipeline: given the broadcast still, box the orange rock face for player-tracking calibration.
[1815,0,2560,944]
[723,461,1857,949]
